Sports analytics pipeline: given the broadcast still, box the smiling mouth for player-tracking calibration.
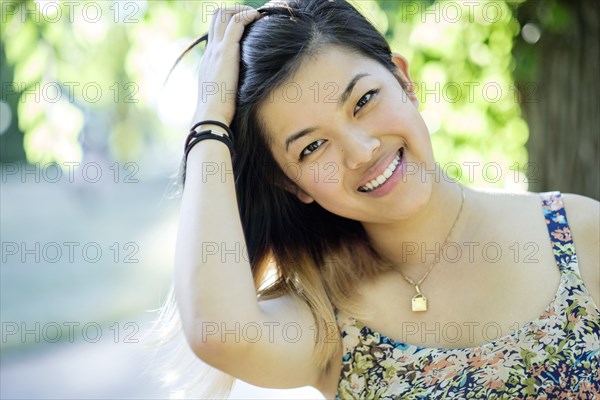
[357,148,404,193]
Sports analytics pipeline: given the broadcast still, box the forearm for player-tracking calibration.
[174,139,260,348]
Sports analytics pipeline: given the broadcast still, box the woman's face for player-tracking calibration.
[259,46,436,224]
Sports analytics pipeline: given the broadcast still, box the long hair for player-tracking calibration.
[149,0,403,397]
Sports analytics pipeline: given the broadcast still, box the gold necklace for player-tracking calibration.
[397,183,465,312]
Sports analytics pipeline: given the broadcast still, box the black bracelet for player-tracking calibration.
[185,128,230,150]
[190,120,234,142]
[184,132,234,161]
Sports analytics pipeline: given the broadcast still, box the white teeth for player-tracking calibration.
[359,149,403,192]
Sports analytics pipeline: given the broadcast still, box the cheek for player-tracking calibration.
[281,161,303,183]
[378,89,416,121]
[299,163,343,196]
[376,90,428,139]
[376,102,403,128]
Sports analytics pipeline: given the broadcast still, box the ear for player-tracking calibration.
[277,179,315,204]
[294,188,315,204]
[391,53,419,108]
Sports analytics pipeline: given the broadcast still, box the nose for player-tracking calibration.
[340,128,381,170]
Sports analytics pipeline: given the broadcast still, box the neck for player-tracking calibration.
[362,173,467,274]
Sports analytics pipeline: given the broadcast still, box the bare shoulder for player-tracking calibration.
[561,193,600,305]
[468,189,598,305]
[561,192,600,221]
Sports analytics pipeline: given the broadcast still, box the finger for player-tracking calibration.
[222,9,262,44]
[209,5,256,44]
[208,7,230,44]
[215,5,256,41]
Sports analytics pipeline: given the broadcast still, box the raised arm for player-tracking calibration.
[173,6,323,389]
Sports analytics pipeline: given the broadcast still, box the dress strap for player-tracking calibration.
[540,191,578,274]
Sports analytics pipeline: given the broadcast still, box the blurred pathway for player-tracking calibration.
[0,170,323,399]
[1,314,323,399]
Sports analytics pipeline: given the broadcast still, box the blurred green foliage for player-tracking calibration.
[1,0,537,189]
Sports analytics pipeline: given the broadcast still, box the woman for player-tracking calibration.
[164,0,600,398]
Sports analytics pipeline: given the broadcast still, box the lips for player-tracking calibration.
[357,148,404,192]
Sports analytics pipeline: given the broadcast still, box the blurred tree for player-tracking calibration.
[0,39,26,162]
[512,0,600,199]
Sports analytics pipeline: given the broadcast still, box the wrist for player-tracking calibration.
[190,111,231,129]
[182,117,234,186]
[186,138,231,161]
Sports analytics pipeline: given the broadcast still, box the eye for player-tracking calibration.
[354,89,379,115]
[299,139,326,160]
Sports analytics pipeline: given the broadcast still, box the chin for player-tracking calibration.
[390,178,433,219]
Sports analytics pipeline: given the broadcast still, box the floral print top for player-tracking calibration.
[336,192,600,399]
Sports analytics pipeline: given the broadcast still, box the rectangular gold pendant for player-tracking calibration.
[412,294,427,312]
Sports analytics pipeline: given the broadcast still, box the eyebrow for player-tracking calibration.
[284,72,371,153]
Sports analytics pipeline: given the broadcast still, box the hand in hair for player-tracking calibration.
[188,5,261,129]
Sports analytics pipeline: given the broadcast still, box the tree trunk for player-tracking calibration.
[515,0,600,200]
